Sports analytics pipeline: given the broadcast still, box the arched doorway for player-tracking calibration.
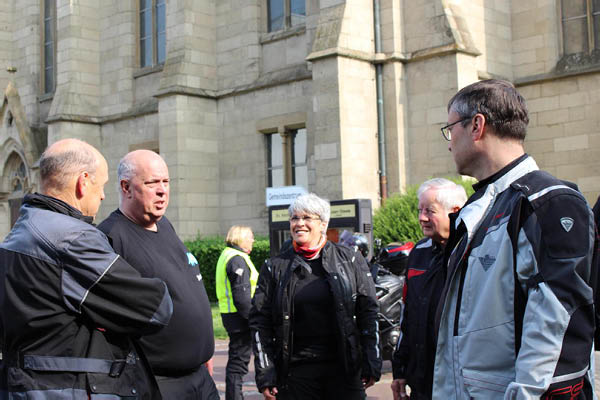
[4,153,30,228]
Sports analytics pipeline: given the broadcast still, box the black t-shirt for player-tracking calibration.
[291,256,337,363]
[98,210,214,375]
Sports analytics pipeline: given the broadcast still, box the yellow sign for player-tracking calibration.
[331,204,356,219]
[272,209,289,222]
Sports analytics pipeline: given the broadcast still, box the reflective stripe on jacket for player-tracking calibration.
[433,156,596,399]
[216,247,258,314]
[249,241,382,392]
[0,193,173,399]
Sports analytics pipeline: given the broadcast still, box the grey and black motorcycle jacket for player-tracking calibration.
[0,194,173,399]
[433,155,596,399]
[249,241,382,392]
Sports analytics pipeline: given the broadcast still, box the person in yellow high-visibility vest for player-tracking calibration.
[216,225,259,400]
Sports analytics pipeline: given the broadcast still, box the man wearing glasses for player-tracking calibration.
[433,80,596,399]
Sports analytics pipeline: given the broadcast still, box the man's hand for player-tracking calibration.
[262,386,278,399]
[391,378,408,400]
[362,376,376,389]
[205,358,214,377]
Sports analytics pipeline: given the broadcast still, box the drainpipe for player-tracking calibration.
[373,0,387,200]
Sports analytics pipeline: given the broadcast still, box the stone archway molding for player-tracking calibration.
[0,82,43,168]
[0,139,32,197]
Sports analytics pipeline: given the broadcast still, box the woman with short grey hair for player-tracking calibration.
[250,193,381,400]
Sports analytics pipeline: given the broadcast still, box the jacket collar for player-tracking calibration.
[23,193,94,224]
[456,154,538,241]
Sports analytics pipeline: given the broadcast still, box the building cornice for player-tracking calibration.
[514,64,600,87]
[218,64,312,99]
[45,98,159,125]
[154,85,217,99]
[306,43,479,65]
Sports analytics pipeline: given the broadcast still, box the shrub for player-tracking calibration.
[373,186,421,245]
[373,177,475,245]
[184,235,270,302]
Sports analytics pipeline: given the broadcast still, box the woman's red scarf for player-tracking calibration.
[293,236,327,260]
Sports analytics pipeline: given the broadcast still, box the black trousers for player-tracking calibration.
[155,364,219,400]
[277,362,366,400]
[225,329,253,400]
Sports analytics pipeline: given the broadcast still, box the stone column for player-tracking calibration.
[156,0,219,239]
[307,0,379,205]
[46,0,102,147]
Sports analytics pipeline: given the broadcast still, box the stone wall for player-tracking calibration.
[518,76,600,202]
[0,0,599,241]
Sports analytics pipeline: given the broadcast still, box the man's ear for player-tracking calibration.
[471,113,486,142]
[75,172,89,199]
[120,179,129,195]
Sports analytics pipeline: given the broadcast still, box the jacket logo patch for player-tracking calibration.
[479,255,496,271]
[187,252,198,267]
[196,273,202,281]
[560,217,574,232]
[235,268,244,276]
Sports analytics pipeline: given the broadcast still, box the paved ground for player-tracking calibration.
[213,339,600,399]
[212,339,393,399]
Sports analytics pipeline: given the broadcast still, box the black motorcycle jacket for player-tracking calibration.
[249,241,381,392]
[392,237,445,398]
[0,194,173,399]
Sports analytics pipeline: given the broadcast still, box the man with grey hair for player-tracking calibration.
[98,149,218,399]
[434,79,596,398]
[0,139,173,399]
[391,178,467,400]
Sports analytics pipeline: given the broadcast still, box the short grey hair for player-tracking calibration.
[39,142,98,192]
[117,155,136,184]
[288,193,331,223]
[447,79,529,142]
[417,178,468,211]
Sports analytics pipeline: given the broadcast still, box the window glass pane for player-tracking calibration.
[268,0,284,32]
[156,0,166,32]
[140,37,152,67]
[562,0,586,19]
[44,19,53,43]
[140,0,152,11]
[269,134,283,167]
[564,18,589,54]
[293,165,308,188]
[270,168,285,188]
[595,15,600,50]
[290,0,306,27]
[293,128,307,165]
[156,0,166,64]
[45,66,54,93]
[140,9,152,38]
[45,0,53,18]
[157,32,166,64]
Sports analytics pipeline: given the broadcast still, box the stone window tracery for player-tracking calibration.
[267,0,305,32]
[267,128,307,188]
[140,0,166,67]
[558,0,600,72]
[42,0,56,94]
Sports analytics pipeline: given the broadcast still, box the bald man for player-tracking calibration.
[0,139,173,399]
[98,150,218,400]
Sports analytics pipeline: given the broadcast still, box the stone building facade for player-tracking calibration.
[0,0,598,239]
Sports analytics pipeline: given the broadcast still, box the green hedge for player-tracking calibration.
[184,235,270,302]
[373,177,475,245]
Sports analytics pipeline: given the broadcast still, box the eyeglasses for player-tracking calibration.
[440,117,471,141]
[290,215,321,223]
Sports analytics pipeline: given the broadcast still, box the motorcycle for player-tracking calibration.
[340,233,414,360]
